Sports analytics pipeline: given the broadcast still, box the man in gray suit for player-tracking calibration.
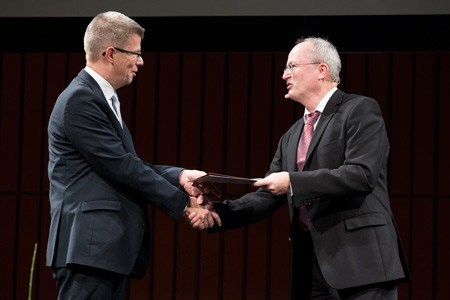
[189,37,410,299]
[47,11,219,300]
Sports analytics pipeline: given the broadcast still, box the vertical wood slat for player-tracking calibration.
[0,195,17,300]
[222,52,251,300]
[342,53,367,96]
[413,53,437,195]
[175,52,204,300]
[390,197,411,299]
[20,54,45,192]
[151,52,181,300]
[438,52,450,195]
[366,53,390,124]
[15,195,40,299]
[0,53,22,193]
[198,52,227,300]
[411,197,434,299]
[244,53,273,299]
[389,52,414,195]
[437,197,450,299]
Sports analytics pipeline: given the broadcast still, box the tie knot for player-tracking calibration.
[305,111,320,125]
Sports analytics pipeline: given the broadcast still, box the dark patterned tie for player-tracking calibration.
[296,111,321,229]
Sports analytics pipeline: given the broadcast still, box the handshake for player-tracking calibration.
[179,170,222,230]
[179,169,290,230]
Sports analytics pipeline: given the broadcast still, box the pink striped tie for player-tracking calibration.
[297,111,320,229]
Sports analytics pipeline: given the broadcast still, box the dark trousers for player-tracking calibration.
[52,264,128,300]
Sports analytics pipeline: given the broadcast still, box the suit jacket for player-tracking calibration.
[46,69,188,278]
[211,89,410,298]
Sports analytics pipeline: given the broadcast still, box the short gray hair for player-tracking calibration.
[84,11,145,62]
[296,37,341,84]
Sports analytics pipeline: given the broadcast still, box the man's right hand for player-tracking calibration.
[184,195,221,230]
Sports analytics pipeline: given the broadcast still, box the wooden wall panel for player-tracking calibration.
[198,52,226,300]
[437,197,450,299]
[1,50,449,300]
[411,197,434,299]
[151,52,181,300]
[245,53,273,299]
[175,52,204,300]
[366,53,390,123]
[342,53,367,96]
[222,53,250,300]
[0,53,22,193]
[14,195,40,300]
[20,54,45,192]
[389,52,414,196]
[413,53,437,195]
[390,197,411,299]
[438,52,450,195]
[0,195,17,300]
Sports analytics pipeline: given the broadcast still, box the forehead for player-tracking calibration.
[287,41,312,63]
[124,34,142,49]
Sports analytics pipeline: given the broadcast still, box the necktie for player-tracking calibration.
[111,94,123,127]
[296,111,321,230]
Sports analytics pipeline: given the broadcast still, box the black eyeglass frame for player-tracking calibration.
[102,47,142,58]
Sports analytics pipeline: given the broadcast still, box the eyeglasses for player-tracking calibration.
[283,62,320,74]
[102,47,142,60]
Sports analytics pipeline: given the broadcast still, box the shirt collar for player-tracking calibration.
[303,87,338,118]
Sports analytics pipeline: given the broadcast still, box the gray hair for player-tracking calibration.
[296,37,341,84]
[84,11,145,62]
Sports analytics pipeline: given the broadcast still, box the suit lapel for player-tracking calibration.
[304,89,344,165]
[287,119,304,172]
[78,69,136,155]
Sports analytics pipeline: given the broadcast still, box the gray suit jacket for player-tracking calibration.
[46,69,188,278]
[210,89,410,298]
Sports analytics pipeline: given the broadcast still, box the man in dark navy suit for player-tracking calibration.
[46,11,219,300]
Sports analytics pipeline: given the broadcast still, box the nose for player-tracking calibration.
[282,70,289,80]
[136,55,144,67]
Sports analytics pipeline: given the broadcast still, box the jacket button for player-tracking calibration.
[142,223,147,229]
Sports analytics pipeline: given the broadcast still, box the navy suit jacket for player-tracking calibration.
[211,89,410,298]
[46,69,188,278]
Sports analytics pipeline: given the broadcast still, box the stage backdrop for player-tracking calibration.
[1,50,450,300]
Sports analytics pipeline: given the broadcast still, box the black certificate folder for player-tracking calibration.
[189,173,262,185]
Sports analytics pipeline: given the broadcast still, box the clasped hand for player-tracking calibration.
[179,170,221,230]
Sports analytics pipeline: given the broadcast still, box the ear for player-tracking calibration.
[317,63,329,80]
[103,47,115,63]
